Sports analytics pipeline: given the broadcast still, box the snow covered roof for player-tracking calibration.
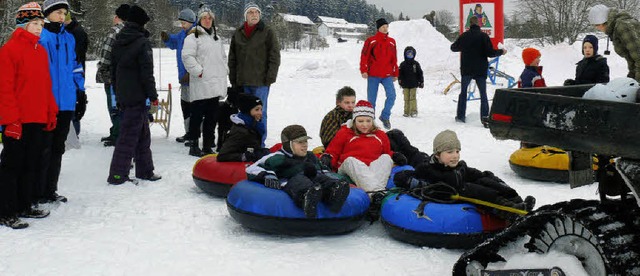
[322,22,369,30]
[316,16,348,24]
[278,13,314,25]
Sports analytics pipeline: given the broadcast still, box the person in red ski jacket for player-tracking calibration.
[321,100,407,192]
[360,18,398,130]
[517,47,547,88]
[0,2,58,229]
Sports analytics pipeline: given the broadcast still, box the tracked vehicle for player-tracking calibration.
[453,84,640,276]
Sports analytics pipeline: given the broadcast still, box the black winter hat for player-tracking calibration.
[583,35,599,55]
[127,5,150,26]
[115,4,130,21]
[376,18,389,30]
[238,94,262,114]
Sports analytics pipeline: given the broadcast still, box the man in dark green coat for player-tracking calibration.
[228,2,280,147]
[589,4,640,82]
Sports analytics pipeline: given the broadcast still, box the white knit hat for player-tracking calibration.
[588,4,610,25]
[244,2,261,20]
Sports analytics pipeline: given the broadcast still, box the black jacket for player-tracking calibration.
[574,55,610,85]
[398,59,424,88]
[111,22,157,107]
[66,19,89,71]
[450,25,504,77]
[217,119,263,162]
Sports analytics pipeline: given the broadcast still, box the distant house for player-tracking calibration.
[273,13,317,35]
[315,16,368,39]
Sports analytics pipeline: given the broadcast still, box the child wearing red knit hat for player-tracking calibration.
[517,47,547,88]
[321,100,407,192]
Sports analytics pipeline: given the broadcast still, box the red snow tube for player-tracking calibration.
[192,155,249,197]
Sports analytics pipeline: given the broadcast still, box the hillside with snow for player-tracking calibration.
[0,19,629,275]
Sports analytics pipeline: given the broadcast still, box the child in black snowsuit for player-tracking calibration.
[394,130,535,219]
[398,46,424,117]
[217,94,268,162]
[564,35,610,86]
[246,125,350,218]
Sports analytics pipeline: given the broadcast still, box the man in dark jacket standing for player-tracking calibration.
[228,2,280,147]
[450,16,506,125]
[107,5,161,185]
[64,13,88,135]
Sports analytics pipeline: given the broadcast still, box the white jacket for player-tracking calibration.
[182,25,228,102]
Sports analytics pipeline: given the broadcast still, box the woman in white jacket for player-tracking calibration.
[182,5,228,156]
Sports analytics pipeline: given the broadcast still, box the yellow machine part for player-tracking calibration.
[509,146,569,171]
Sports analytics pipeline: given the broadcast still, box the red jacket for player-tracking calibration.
[360,32,399,78]
[0,28,57,126]
[324,125,393,170]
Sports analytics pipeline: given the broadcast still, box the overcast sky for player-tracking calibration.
[366,0,517,21]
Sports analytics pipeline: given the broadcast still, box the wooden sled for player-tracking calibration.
[151,83,172,137]
[443,73,460,95]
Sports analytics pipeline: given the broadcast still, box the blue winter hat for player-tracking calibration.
[178,8,196,23]
[583,35,599,55]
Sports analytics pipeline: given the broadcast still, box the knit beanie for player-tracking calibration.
[376,18,389,30]
[244,2,261,20]
[433,130,461,154]
[16,2,44,27]
[127,5,150,27]
[237,94,262,114]
[178,8,196,23]
[588,4,610,25]
[352,100,375,119]
[583,35,599,55]
[522,48,541,65]
[42,0,69,17]
[115,4,130,21]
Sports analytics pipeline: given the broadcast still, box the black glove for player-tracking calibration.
[418,82,424,88]
[563,79,576,86]
[160,31,169,42]
[226,86,240,107]
[262,173,280,189]
[320,154,332,170]
[75,90,87,120]
[303,162,317,179]
[242,151,256,162]
[392,152,408,166]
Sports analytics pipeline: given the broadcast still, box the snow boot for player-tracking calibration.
[379,116,391,130]
[107,174,137,185]
[303,186,322,218]
[327,180,350,213]
[38,192,67,204]
[19,208,50,219]
[189,139,204,157]
[175,135,188,143]
[138,173,162,181]
[0,216,29,229]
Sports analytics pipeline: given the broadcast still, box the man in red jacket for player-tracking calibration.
[360,18,398,130]
[0,2,58,229]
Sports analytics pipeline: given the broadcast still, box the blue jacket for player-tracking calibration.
[39,24,85,111]
[164,28,192,86]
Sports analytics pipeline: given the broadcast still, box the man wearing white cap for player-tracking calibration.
[589,4,640,81]
[228,2,280,147]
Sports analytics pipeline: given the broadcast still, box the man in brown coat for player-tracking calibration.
[228,2,280,146]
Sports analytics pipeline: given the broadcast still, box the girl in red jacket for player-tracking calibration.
[322,100,406,192]
[0,2,58,229]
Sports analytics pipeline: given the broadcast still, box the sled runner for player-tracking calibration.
[151,83,172,137]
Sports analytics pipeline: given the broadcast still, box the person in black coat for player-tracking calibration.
[393,130,535,221]
[564,35,610,86]
[398,46,424,117]
[107,5,161,185]
[217,94,269,162]
[450,16,506,124]
[64,14,89,135]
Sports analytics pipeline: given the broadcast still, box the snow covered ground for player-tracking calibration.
[1,19,628,275]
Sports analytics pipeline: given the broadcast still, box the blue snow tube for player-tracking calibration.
[381,193,506,249]
[386,165,415,189]
[227,180,370,236]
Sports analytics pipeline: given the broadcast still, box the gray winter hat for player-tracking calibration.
[281,125,312,143]
[178,9,196,23]
[42,0,69,17]
[244,2,261,20]
[588,4,610,25]
[433,130,461,154]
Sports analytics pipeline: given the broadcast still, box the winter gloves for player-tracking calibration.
[160,31,169,42]
[320,154,332,170]
[256,171,280,189]
[75,90,87,121]
[4,122,21,140]
[392,152,408,166]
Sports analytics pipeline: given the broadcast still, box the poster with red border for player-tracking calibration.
[459,0,504,49]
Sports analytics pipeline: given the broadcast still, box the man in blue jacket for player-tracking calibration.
[38,0,85,203]
[161,9,196,144]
